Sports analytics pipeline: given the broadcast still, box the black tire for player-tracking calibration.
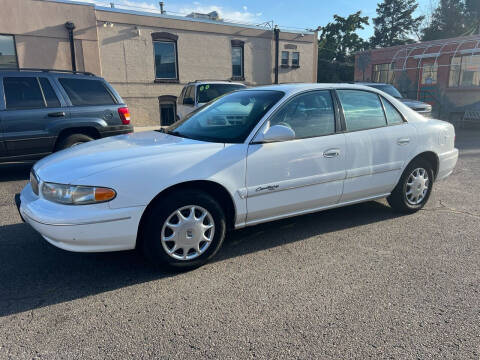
[142,189,226,270]
[387,158,434,213]
[56,134,94,151]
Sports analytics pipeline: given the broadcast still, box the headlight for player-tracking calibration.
[30,171,39,195]
[41,182,116,205]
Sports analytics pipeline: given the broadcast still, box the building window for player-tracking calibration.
[281,51,289,67]
[292,52,300,67]
[449,54,480,88]
[0,34,18,69]
[421,63,438,85]
[372,63,395,84]
[154,42,177,80]
[152,32,179,83]
[231,39,244,80]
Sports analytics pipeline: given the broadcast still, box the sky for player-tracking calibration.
[70,0,435,39]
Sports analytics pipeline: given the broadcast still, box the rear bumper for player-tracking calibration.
[99,125,134,137]
[19,183,144,252]
[437,148,459,180]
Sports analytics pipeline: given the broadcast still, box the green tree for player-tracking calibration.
[318,11,370,63]
[465,0,480,35]
[421,0,468,40]
[370,0,425,47]
[422,0,480,41]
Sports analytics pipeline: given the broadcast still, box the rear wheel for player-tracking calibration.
[56,133,94,150]
[142,190,226,270]
[387,158,434,213]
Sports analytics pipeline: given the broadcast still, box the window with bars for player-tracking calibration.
[449,54,480,88]
[371,63,395,84]
[421,63,438,85]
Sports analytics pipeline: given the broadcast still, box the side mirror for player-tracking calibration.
[254,125,295,143]
[183,97,194,105]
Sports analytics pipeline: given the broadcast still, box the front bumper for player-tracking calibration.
[19,183,144,252]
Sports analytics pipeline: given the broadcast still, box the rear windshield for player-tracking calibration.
[368,84,402,98]
[196,83,246,103]
[59,78,116,106]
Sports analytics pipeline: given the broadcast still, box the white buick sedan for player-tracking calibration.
[19,84,458,269]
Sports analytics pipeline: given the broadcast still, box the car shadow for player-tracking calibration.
[0,162,32,182]
[0,201,404,317]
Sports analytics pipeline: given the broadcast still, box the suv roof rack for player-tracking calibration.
[191,79,232,83]
[0,68,95,76]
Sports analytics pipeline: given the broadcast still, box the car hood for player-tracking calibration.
[398,98,431,109]
[34,131,224,184]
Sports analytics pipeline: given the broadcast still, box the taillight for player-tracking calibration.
[118,107,131,125]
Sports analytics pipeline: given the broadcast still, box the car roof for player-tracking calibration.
[0,69,102,79]
[356,82,391,86]
[246,83,390,96]
[188,81,246,86]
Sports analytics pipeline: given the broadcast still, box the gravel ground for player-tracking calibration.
[0,129,479,359]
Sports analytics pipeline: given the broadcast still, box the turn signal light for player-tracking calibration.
[94,187,117,202]
[118,107,131,125]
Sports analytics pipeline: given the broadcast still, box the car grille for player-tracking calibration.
[30,171,39,195]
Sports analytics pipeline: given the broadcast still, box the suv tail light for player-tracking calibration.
[118,107,131,125]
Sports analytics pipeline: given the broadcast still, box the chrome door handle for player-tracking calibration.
[323,149,340,158]
[397,138,410,145]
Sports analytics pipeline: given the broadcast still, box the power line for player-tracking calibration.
[69,0,317,33]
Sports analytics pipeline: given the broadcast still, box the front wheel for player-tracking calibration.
[142,190,226,270]
[387,159,434,213]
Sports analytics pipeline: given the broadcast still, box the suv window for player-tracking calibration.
[178,87,186,104]
[58,78,116,106]
[183,85,195,105]
[270,90,335,139]
[337,90,386,131]
[3,77,45,110]
[39,78,60,108]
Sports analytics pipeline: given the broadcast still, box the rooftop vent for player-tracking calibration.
[186,11,221,21]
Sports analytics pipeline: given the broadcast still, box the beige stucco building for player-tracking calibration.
[0,0,318,126]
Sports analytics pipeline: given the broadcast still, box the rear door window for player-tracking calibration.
[3,77,45,110]
[337,90,387,131]
[39,77,61,108]
[58,78,116,106]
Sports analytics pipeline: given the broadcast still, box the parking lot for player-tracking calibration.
[0,129,479,359]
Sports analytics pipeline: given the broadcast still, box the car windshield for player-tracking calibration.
[369,84,403,98]
[165,90,284,143]
[196,83,246,103]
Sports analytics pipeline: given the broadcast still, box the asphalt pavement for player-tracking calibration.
[0,129,479,359]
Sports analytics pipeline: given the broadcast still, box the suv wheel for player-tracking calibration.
[142,189,226,270]
[56,134,94,151]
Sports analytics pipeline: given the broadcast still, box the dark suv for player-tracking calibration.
[0,69,133,162]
